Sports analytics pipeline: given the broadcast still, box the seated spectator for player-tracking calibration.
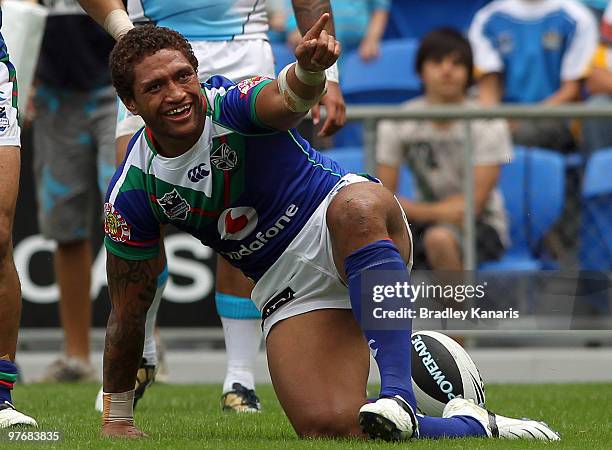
[583,1,612,154]
[286,0,390,62]
[469,0,597,153]
[376,28,512,270]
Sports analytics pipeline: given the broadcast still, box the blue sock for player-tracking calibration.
[344,239,416,410]
[0,359,18,405]
[417,415,487,438]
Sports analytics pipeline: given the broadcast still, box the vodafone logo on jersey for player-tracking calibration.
[218,207,258,240]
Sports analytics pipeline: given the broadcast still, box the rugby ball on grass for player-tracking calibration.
[411,330,485,416]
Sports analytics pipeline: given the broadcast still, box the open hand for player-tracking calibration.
[311,81,346,136]
[294,13,341,72]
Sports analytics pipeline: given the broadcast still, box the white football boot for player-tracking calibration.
[358,396,418,441]
[0,401,38,428]
[443,398,560,441]
[94,387,103,413]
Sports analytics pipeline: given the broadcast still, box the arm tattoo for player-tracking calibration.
[292,0,336,35]
[103,253,160,392]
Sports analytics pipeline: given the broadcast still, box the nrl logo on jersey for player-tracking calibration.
[211,143,238,171]
[158,189,190,220]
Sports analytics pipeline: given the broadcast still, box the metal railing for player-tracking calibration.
[343,103,612,269]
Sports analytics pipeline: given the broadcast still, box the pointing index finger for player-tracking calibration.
[302,13,330,41]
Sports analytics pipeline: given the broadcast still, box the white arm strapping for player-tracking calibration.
[325,62,339,83]
[104,9,135,41]
[277,63,327,113]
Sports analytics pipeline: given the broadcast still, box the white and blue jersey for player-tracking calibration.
[104,75,347,281]
[469,0,597,103]
[127,0,268,41]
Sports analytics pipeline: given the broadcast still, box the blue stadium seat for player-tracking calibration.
[479,147,565,271]
[340,39,421,105]
[335,39,421,148]
[384,0,491,40]
[271,42,295,75]
[320,147,416,201]
[579,148,612,269]
[322,146,365,174]
[397,165,415,200]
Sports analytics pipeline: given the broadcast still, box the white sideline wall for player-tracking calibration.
[16,348,612,384]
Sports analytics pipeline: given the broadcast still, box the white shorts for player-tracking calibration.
[116,39,276,138]
[252,174,414,339]
[0,61,21,147]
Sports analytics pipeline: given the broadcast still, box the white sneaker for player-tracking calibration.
[94,387,103,412]
[443,398,560,441]
[0,401,38,428]
[38,357,97,383]
[358,396,418,441]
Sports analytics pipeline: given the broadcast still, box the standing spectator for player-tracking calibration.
[583,1,612,154]
[33,0,116,381]
[286,0,390,62]
[469,0,597,152]
[377,28,512,270]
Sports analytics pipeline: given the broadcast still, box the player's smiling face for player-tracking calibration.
[125,49,205,156]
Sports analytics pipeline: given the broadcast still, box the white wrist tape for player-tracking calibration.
[102,389,135,424]
[277,63,326,113]
[104,9,135,41]
[325,62,339,83]
[294,63,326,86]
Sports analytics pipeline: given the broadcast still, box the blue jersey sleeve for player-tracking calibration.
[204,75,276,135]
[103,189,162,261]
[104,146,162,261]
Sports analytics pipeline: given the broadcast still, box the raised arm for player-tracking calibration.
[255,13,340,130]
[101,251,164,438]
[77,0,133,40]
[292,0,346,136]
[292,0,336,38]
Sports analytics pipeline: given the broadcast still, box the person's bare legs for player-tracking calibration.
[422,226,465,346]
[0,145,37,426]
[423,226,462,270]
[0,146,21,362]
[266,309,369,438]
[326,181,419,440]
[55,240,92,361]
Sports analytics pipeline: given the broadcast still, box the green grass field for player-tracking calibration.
[3,383,611,449]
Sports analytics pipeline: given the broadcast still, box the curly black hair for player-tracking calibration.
[110,25,199,101]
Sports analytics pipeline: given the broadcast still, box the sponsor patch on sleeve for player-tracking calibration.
[236,76,272,97]
[104,202,132,243]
